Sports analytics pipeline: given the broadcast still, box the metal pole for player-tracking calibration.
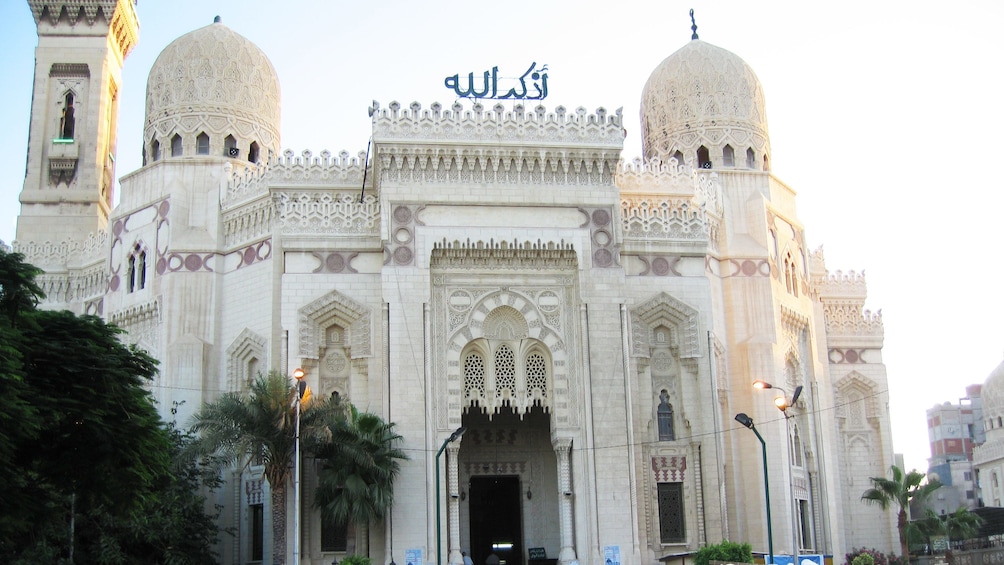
[294,396,302,565]
[751,425,774,565]
[785,416,799,565]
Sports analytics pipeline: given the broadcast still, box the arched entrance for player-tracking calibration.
[459,408,560,565]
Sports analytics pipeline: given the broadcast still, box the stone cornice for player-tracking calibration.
[431,239,578,271]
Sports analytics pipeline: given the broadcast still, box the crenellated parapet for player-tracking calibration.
[35,263,106,305]
[617,160,723,250]
[372,101,624,148]
[28,0,139,58]
[817,269,869,300]
[272,192,380,237]
[222,150,369,209]
[14,230,108,268]
[822,301,883,337]
[373,102,622,188]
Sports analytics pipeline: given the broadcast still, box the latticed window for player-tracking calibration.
[658,390,675,441]
[495,345,516,396]
[526,353,547,399]
[464,353,485,399]
[321,514,348,552]
[658,482,685,543]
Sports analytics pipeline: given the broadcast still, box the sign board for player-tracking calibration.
[528,547,547,560]
[444,63,549,100]
[405,548,422,565]
[604,545,621,565]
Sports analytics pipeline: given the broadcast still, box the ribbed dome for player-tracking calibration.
[983,359,1004,439]
[143,18,280,163]
[640,39,770,170]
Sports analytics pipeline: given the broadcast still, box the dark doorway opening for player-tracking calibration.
[469,475,522,565]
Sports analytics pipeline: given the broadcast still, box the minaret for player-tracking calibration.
[16,0,139,246]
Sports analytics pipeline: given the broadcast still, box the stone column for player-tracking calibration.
[554,437,577,565]
[448,441,464,565]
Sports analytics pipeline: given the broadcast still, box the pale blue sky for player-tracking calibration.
[1,0,1002,474]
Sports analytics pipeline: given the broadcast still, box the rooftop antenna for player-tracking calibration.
[690,9,699,40]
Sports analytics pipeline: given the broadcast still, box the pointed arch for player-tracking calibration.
[226,328,268,391]
[298,289,371,360]
[630,292,701,364]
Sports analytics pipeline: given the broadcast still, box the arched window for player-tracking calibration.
[723,144,735,167]
[495,345,516,400]
[672,150,684,168]
[171,134,183,157]
[151,138,160,162]
[746,147,756,169]
[127,245,148,292]
[60,92,76,140]
[526,351,547,405]
[248,141,260,163]
[196,132,210,155]
[658,390,675,441]
[224,134,238,157]
[792,423,804,467]
[464,352,486,401]
[784,252,798,297]
[763,154,770,171]
[697,146,711,169]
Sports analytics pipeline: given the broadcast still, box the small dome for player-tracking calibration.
[143,19,280,163]
[982,359,1004,438]
[640,40,770,169]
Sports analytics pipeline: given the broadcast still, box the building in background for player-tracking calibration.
[11,2,900,564]
[926,385,984,513]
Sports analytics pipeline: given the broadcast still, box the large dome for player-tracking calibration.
[143,18,280,164]
[640,39,770,170]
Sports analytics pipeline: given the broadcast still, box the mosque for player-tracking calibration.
[14,1,899,564]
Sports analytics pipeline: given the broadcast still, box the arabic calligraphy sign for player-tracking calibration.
[444,62,549,100]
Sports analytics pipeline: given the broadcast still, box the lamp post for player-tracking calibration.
[753,381,803,565]
[293,368,307,565]
[436,426,467,565]
[736,413,774,565]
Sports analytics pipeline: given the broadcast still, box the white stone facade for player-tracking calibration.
[13,6,900,565]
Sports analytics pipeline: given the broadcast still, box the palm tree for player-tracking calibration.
[310,401,407,555]
[944,506,984,548]
[188,371,334,565]
[862,465,943,559]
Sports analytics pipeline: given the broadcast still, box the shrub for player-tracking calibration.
[340,556,372,565]
[852,555,875,565]
[694,540,753,565]
[845,548,891,565]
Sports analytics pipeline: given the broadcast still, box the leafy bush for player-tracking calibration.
[852,554,875,565]
[340,555,372,565]
[846,548,894,565]
[694,540,753,565]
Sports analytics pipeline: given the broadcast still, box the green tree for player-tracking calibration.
[188,370,333,565]
[311,402,407,554]
[943,505,984,546]
[0,249,218,563]
[861,465,943,558]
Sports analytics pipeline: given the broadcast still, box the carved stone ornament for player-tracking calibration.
[298,289,371,359]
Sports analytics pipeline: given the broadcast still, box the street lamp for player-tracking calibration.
[735,413,774,565]
[753,381,803,564]
[293,368,307,565]
[436,426,467,565]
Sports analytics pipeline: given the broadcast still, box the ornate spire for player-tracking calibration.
[690,9,699,40]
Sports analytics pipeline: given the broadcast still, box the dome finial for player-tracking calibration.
[690,9,699,40]
[213,15,222,24]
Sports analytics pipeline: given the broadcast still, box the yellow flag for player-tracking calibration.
[301,385,312,407]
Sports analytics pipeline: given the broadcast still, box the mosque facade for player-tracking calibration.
[14,2,899,564]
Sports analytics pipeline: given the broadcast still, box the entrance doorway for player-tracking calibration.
[469,476,522,565]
